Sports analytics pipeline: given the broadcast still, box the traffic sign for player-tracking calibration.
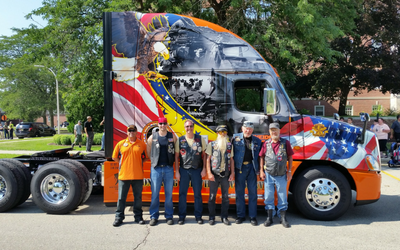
[1,115,7,121]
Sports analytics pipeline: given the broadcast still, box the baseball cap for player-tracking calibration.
[216,125,228,132]
[127,124,137,131]
[242,121,254,129]
[158,117,167,123]
[269,123,280,129]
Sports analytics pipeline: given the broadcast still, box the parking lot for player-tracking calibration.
[1,161,399,250]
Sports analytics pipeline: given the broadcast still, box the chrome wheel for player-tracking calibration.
[306,178,340,211]
[0,175,6,200]
[40,174,70,204]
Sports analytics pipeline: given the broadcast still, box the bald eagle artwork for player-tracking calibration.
[112,12,170,81]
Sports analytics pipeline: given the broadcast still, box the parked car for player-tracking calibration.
[15,122,56,139]
[61,121,69,127]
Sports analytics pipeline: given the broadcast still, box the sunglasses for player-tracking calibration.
[159,123,167,125]
[217,131,227,135]
[185,125,194,128]
[128,129,137,132]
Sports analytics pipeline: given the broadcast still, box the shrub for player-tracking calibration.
[60,136,71,145]
[298,108,311,115]
[93,133,103,145]
[53,135,62,145]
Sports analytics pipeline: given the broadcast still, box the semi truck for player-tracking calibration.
[0,12,381,220]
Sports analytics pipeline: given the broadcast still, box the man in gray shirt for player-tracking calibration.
[72,120,83,149]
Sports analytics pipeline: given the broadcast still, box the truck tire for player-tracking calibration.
[0,159,32,206]
[58,159,93,204]
[30,163,82,214]
[0,164,21,212]
[293,166,351,221]
[0,162,25,212]
[52,161,86,207]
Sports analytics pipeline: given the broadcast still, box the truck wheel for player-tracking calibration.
[30,163,82,214]
[0,162,24,212]
[293,166,351,221]
[54,161,86,206]
[58,159,93,204]
[0,159,32,206]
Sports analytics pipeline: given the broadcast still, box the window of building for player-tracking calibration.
[345,105,353,116]
[372,105,382,113]
[314,105,325,116]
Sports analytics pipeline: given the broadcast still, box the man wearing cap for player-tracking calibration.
[112,125,147,227]
[84,116,94,152]
[232,121,262,226]
[72,120,83,149]
[206,125,235,225]
[259,123,293,228]
[175,119,207,225]
[147,117,177,226]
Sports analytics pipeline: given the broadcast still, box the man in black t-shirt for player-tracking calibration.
[84,116,94,152]
[390,115,400,142]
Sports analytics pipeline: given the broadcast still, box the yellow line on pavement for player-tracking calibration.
[382,171,400,181]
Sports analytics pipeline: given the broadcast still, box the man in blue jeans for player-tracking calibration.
[232,121,262,226]
[175,119,207,225]
[147,117,177,226]
[259,123,293,228]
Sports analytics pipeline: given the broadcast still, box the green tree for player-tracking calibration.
[289,0,400,115]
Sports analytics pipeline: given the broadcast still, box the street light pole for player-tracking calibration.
[34,65,60,135]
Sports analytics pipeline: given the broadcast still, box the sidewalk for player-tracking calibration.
[0,149,87,156]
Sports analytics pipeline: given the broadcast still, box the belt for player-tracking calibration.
[157,165,168,168]
[243,161,251,165]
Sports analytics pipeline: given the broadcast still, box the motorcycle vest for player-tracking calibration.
[210,140,232,177]
[150,131,175,168]
[179,134,203,169]
[264,138,288,176]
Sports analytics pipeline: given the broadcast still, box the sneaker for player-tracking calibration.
[166,219,174,225]
[178,219,185,225]
[149,219,158,226]
[71,143,75,149]
[135,218,145,225]
[222,218,231,225]
[99,149,104,151]
[196,217,203,224]
[113,219,123,227]
[209,219,215,225]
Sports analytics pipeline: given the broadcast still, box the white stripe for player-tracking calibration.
[124,79,159,116]
[309,145,327,160]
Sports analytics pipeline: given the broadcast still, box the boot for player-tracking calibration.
[264,209,273,227]
[280,210,291,228]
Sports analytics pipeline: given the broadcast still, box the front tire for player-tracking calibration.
[293,166,351,221]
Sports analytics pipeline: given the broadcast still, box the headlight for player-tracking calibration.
[365,154,381,171]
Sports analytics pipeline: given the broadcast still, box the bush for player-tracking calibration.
[60,136,71,145]
[370,110,383,117]
[298,108,311,115]
[53,135,62,145]
[93,133,103,145]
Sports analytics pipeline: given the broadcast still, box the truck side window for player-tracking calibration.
[234,80,266,113]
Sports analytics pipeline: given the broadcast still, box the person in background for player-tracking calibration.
[100,117,105,151]
[0,123,3,139]
[339,117,345,122]
[9,122,14,139]
[112,125,147,227]
[206,125,235,226]
[347,118,353,125]
[84,116,94,152]
[390,115,400,142]
[4,122,9,139]
[373,118,390,158]
[72,121,83,149]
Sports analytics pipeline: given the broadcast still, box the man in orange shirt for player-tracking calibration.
[112,124,147,227]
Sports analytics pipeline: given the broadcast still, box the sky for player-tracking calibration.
[0,0,46,37]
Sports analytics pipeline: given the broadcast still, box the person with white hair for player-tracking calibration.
[206,125,235,225]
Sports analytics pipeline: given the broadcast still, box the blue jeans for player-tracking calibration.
[100,133,105,150]
[235,163,257,218]
[179,168,203,219]
[115,180,143,221]
[149,165,174,220]
[264,172,288,216]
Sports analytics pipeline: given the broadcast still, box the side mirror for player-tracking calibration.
[359,112,370,122]
[264,88,276,115]
[333,113,340,120]
[357,112,371,144]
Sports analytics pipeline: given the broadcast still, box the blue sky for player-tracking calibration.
[0,0,46,37]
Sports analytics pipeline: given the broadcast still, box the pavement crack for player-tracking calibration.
[133,225,150,250]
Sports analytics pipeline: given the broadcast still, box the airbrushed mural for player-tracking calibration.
[110,12,379,170]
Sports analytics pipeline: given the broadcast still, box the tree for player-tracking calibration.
[289,0,400,115]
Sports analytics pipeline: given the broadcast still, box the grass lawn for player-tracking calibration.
[0,137,101,152]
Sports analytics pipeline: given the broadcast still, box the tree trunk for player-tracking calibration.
[338,86,351,116]
[49,112,54,128]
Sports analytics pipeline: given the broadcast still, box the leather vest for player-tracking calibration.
[232,133,262,173]
[264,138,288,176]
[150,131,175,168]
[210,140,232,177]
[179,134,202,169]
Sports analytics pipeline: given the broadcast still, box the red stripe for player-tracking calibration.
[303,140,326,159]
[136,76,164,117]
[365,135,377,154]
[114,81,159,121]
[112,118,143,149]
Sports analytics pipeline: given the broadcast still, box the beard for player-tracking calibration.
[216,134,228,152]
[271,135,280,141]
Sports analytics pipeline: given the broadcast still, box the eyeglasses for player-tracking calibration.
[185,125,194,128]
[128,129,137,132]
[159,123,167,125]
[217,131,227,135]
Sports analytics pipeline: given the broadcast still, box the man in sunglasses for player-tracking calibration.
[205,125,235,225]
[112,125,147,227]
[175,119,207,225]
[232,121,262,226]
[146,117,177,226]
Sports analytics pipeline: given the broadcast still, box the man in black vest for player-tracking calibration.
[390,115,400,142]
[259,123,293,228]
[147,117,177,226]
[175,119,207,225]
[206,125,235,225]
